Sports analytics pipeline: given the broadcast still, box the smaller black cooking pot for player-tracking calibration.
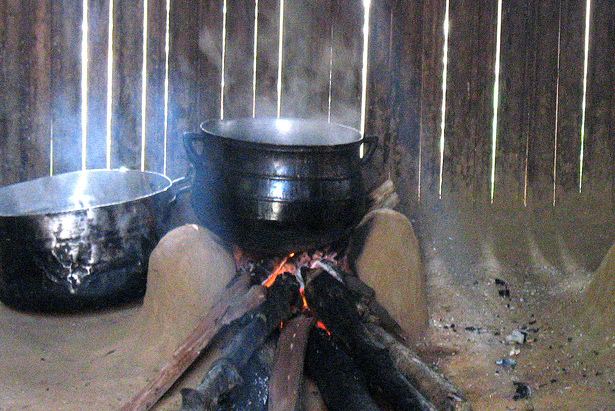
[184,117,377,253]
[0,169,180,312]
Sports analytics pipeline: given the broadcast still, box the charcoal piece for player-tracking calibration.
[304,270,437,411]
[512,382,531,400]
[215,337,276,411]
[181,273,302,411]
[304,327,380,411]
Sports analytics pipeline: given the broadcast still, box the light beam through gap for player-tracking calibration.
[552,0,562,206]
[106,0,115,169]
[277,0,285,118]
[360,0,371,137]
[438,0,450,199]
[252,0,259,117]
[220,0,228,120]
[81,0,89,170]
[162,0,171,175]
[141,0,149,171]
[490,0,503,203]
[579,0,592,193]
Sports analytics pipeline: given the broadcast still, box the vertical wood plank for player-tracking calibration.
[472,0,498,203]
[419,0,446,202]
[364,0,392,183]
[86,0,110,170]
[166,0,200,178]
[280,0,332,118]
[144,0,167,173]
[553,0,584,204]
[584,0,615,203]
[0,0,52,185]
[253,0,280,118]
[442,0,496,202]
[441,0,476,198]
[28,1,52,181]
[51,0,83,174]
[110,0,143,170]
[494,0,530,206]
[388,0,424,208]
[525,1,559,208]
[224,0,256,119]
[330,0,362,129]
[166,0,223,178]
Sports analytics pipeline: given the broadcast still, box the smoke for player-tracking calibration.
[198,1,363,129]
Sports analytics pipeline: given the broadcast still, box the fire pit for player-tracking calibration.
[120,190,465,411]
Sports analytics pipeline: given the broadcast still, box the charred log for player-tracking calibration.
[214,337,276,411]
[181,273,302,411]
[304,269,437,411]
[304,326,380,411]
[120,275,261,411]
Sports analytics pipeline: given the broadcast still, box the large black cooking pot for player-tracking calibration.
[0,170,176,312]
[184,117,376,253]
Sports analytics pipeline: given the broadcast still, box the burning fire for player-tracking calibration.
[258,250,338,330]
[262,252,295,288]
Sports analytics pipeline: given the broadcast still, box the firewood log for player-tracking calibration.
[304,269,437,411]
[181,273,302,411]
[268,313,315,411]
[214,337,276,411]
[364,323,472,411]
[304,327,381,411]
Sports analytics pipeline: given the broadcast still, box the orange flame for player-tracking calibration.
[316,321,330,335]
[263,253,295,288]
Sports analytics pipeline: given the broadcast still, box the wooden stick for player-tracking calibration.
[268,313,315,411]
[364,323,472,411]
[120,277,265,411]
[181,273,302,410]
[304,327,381,411]
[304,269,437,411]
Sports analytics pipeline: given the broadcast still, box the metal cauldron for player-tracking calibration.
[184,117,377,253]
[0,169,176,312]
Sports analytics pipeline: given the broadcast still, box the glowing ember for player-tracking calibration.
[263,252,295,288]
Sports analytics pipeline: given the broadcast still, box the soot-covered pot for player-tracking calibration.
[184,117,377,253]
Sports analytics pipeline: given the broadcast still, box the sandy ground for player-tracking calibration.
[2,196,615,410]
[413,199,615,410]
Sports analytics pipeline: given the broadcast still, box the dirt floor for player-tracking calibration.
[412,199,615,410]
[2,197,615,410]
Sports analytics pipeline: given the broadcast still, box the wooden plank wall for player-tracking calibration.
[0,0,614,212]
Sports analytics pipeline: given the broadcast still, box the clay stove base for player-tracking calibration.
[414,198,615,410]
[2,198,615,410]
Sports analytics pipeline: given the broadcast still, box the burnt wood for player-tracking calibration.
[181,273,302,411]
[214,338,276,411]
[304,269,437,411]
[119,279,264,411]
[304,327,381,411]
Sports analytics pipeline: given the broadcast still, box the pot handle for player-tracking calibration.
[361,135,378,165]
[161,166,194,224]
[183,131,205,165]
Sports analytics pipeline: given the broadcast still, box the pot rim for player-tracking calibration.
[0,169,173,218]
[199,117,364,149]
